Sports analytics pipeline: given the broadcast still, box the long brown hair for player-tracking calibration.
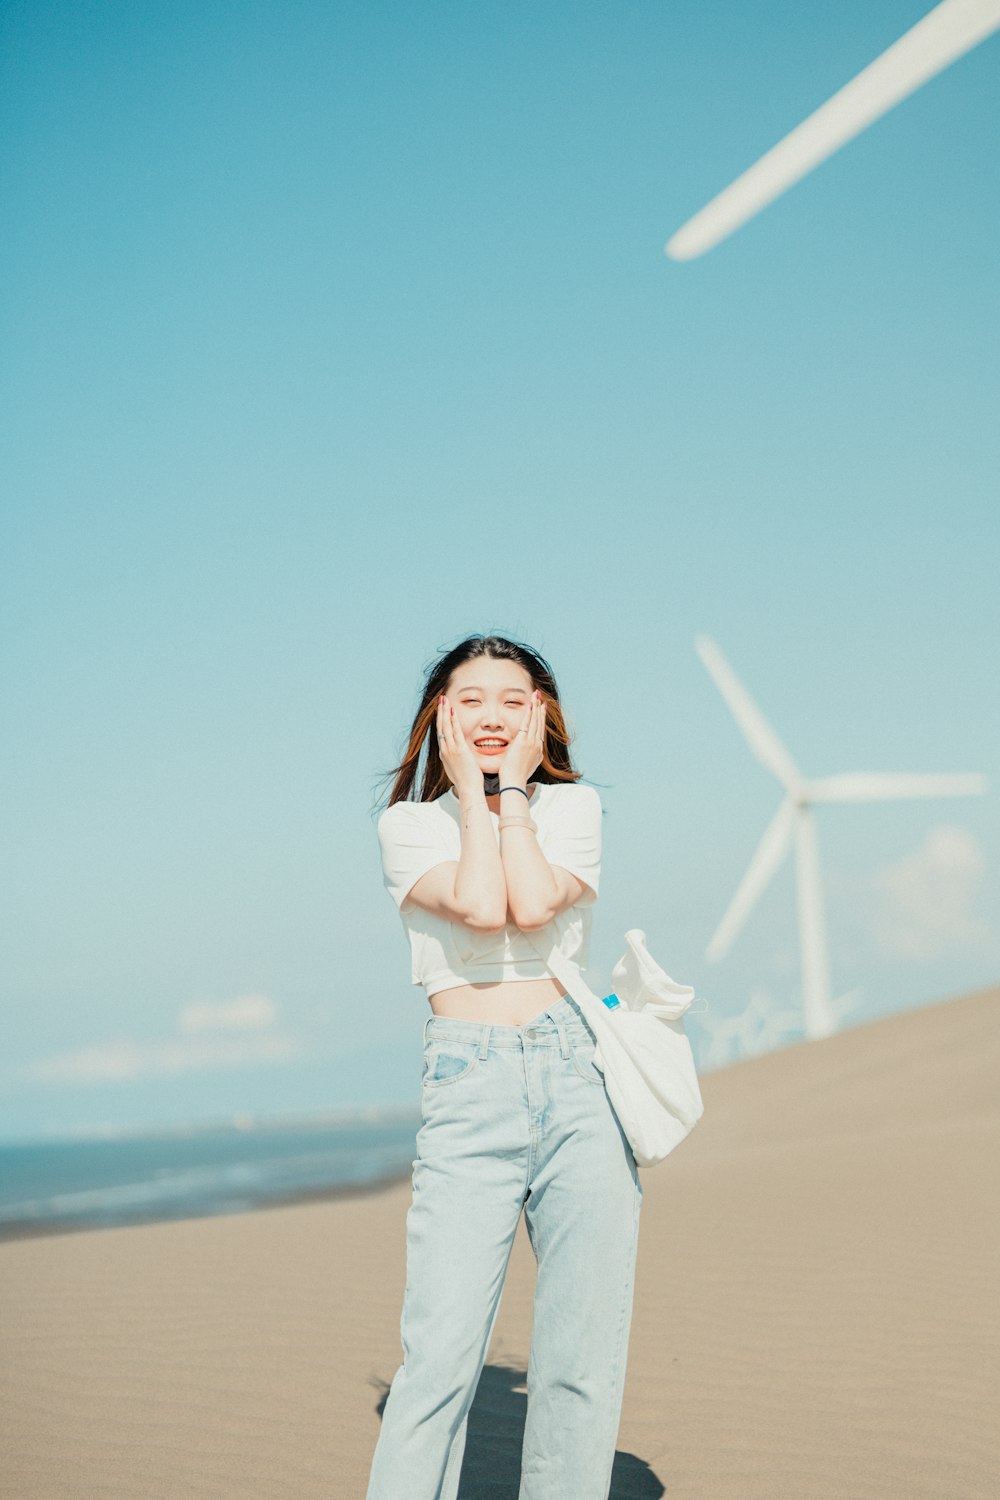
[374,633,589,812]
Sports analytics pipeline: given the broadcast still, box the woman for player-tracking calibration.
[366,633,642,1500]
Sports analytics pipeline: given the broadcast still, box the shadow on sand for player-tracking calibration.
[374,1361,663,1498]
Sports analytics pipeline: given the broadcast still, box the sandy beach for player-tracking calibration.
[2,984,997,1500]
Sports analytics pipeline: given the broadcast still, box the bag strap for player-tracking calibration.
[519,928,611,1033]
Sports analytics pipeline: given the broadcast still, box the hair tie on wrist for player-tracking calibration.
[498,785,530,799]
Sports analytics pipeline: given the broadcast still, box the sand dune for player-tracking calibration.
[2,985,997,1499]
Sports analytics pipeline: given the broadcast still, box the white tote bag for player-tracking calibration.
[524,927,705,1168]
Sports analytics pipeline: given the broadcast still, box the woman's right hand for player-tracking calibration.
[436,694,485,800]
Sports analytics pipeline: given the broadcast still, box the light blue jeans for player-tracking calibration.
[364,994,643,1500]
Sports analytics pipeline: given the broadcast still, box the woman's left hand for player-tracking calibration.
[498,690,546,785]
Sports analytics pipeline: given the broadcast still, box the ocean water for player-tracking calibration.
[0,1109,422,1238]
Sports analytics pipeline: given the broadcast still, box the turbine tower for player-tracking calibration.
[695,635,988,1040]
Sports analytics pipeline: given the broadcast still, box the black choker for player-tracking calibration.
[484,773,535,795]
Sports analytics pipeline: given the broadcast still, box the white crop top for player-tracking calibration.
[376,780,603,997]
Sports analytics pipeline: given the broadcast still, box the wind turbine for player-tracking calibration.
[696,634,988,1040]
[696,988,803,1069]
[666,0,1000,260]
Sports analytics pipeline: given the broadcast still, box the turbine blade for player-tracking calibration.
[696,634,803,791]
[706,800,795,961]
[807,772,988,801]
[665,0,1000,260]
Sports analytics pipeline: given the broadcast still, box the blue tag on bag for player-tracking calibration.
[601,992,621,1010]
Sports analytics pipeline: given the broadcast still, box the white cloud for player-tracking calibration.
[864,824,988,961]
[178,993,277,1034]
[29,994,302,1084]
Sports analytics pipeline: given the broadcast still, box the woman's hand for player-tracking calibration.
[498,690,546,786]
[436,694,486,800]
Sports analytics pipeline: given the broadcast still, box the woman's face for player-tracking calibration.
[443,658,537,770]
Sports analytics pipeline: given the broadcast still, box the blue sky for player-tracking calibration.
[2,0,998,1141]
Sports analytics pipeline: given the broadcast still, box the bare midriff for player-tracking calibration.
[428,976,568,1027]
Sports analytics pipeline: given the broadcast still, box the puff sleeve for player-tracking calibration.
[377,801,456,913]
[543,783,602,906]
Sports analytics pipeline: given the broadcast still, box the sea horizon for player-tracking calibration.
[0,1104,423,1241]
